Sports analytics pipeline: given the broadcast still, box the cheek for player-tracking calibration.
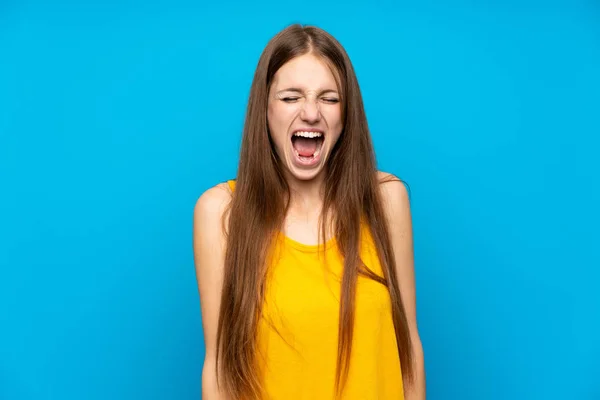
[323,107,343,132]
[267,104,290,148]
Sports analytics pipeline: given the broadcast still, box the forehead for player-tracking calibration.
[271,53,339,90]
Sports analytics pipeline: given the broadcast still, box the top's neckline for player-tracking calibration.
[277,231,336,253]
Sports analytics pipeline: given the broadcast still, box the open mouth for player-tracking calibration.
[291,130,325,164]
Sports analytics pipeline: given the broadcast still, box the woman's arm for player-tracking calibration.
[379,173,427,400]
[193,184,232,400]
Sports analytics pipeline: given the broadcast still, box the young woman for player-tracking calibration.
[193,24,426,400]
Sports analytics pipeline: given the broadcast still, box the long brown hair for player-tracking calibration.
[215,24,414,399]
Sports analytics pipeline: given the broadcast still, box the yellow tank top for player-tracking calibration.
[226,180,404,399]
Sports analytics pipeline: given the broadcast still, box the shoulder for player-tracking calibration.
[193,182,233,234]
[192,182,232,280]
[377,171,411,214]
[194,182,232,215]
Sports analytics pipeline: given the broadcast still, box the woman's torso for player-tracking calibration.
[227,180,404,399]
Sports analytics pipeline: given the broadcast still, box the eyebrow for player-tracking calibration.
[276,88,339,95]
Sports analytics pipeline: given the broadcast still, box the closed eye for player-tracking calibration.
[280,96,339,103]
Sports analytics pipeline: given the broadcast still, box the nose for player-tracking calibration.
[300,97,321,124]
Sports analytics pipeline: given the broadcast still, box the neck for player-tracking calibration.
[285,172,325,216]
[282,170,335,241]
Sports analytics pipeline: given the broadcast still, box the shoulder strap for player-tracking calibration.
[226,179,236,192]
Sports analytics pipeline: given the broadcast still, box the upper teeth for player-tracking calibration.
[294,131,323,138]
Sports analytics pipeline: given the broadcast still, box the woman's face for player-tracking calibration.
[267,53,343,183]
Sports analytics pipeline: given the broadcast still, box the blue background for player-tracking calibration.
[1,1,599,399]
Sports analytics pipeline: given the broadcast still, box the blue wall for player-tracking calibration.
[1,1,598,399]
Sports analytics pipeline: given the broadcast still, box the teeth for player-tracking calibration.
[293,131,323,138]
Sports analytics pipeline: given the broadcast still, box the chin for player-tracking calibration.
[289,168,323,182]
